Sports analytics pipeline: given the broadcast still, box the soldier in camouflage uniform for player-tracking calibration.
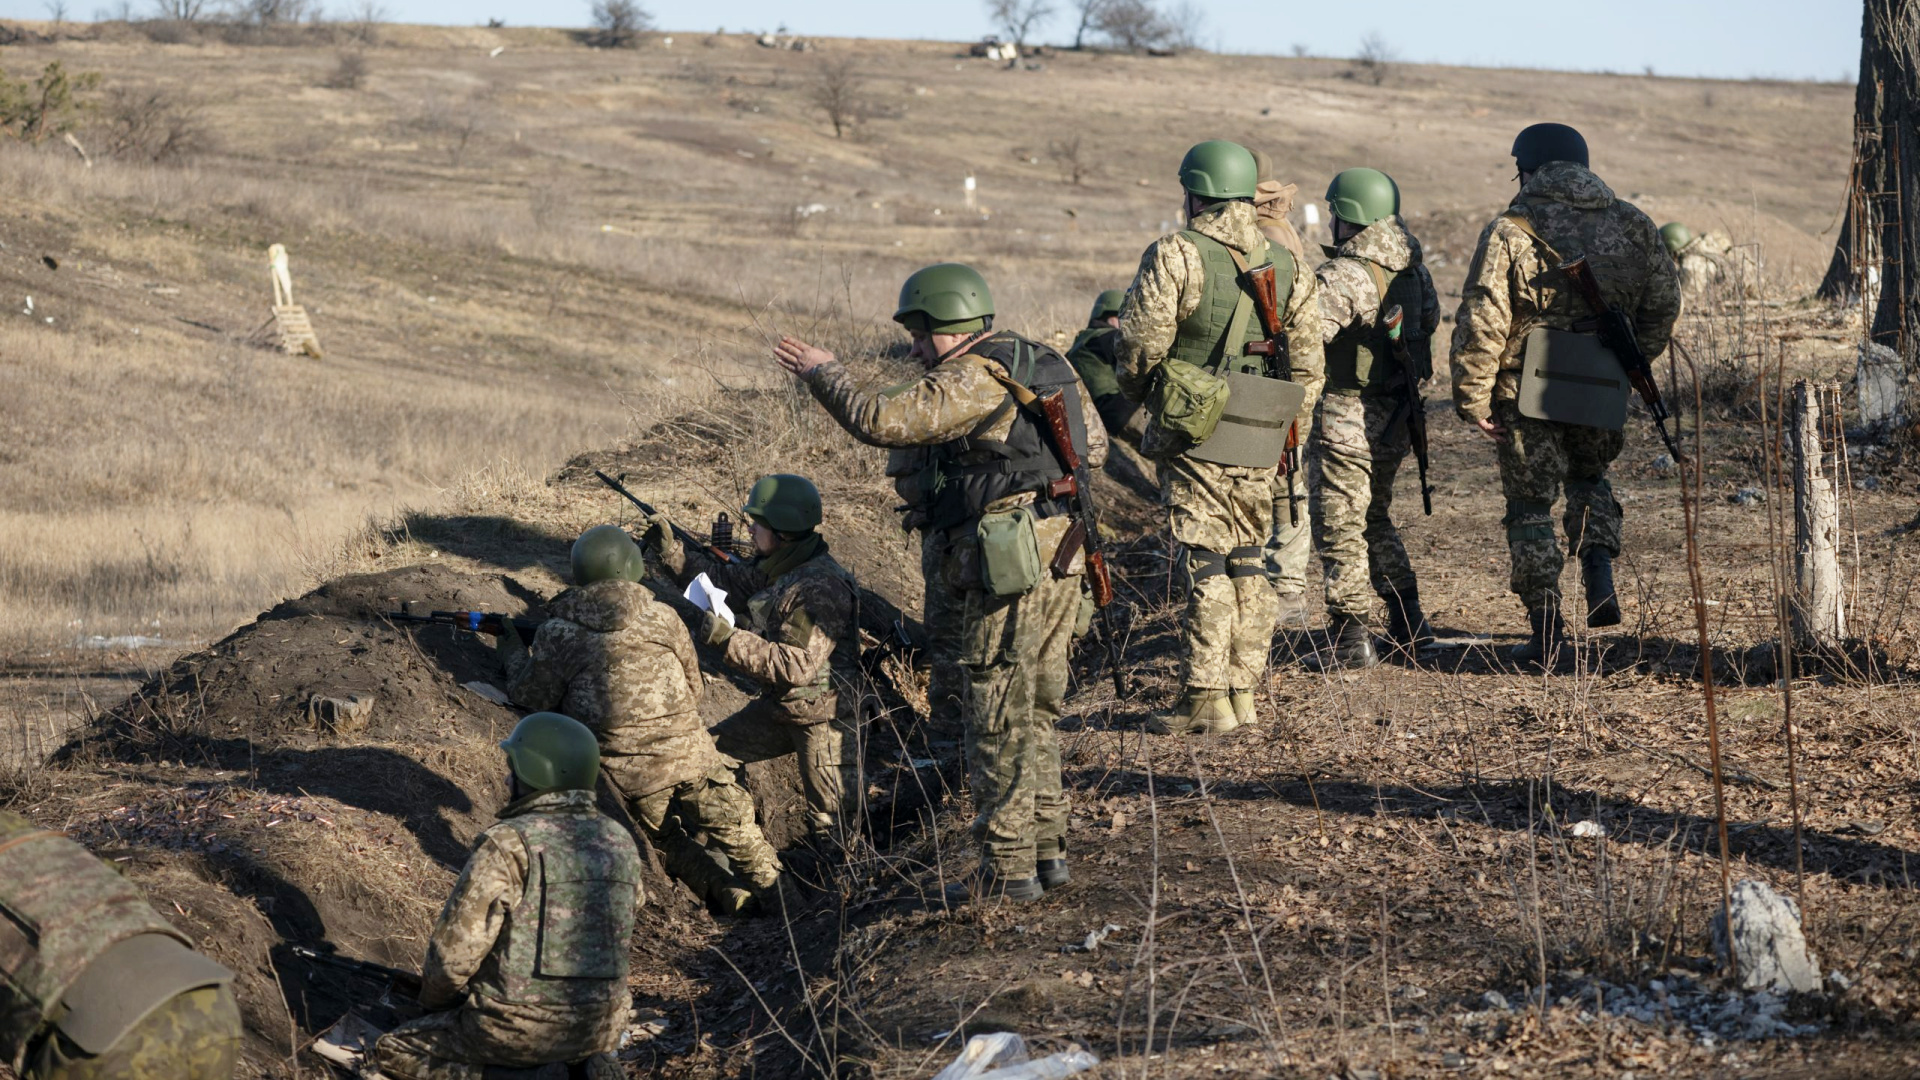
[773,262,1107,904]
[1660,222,1741,302]
[1251,148,1317,627]
[641,474,865,848]
[1066,289,1144,448]
[0,811,239,1080]
[1450,123,1681,661]
[500,525,782,915]
[1307,167,1442,667]
[1116,140,1325,734]
[373,713,637,1080]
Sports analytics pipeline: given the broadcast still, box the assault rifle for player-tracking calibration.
[1240,260,1304,527]
[387,610,540,637]
[291,945,421,994]
[1382,305,1435,516]
[594,469,741,565]
[1034,389,1130,699]
[1559,257,1683,461]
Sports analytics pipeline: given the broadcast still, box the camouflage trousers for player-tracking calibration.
[1310,393,1417,620]
[948,563,1078,880]
[604,760,781,903]
[713,697,859,844]
[27,985,239,1080]
[1166,456,1279,691]
[373,1006,622,1080]
[1265,407,1316,596]
[1495,401,1624,610]
[922,531,968,740]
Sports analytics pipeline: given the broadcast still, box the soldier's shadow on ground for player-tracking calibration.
[399,512,573,576]
[1068,767,1920,890]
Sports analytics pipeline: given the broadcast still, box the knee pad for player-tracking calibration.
[1226,545,1266,579]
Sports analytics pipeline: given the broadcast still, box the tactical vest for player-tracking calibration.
[1325,259,1431,396]
[0,813,188,1069]
[923,332,1089,532]
[467,804,642,1009]
[1166,231,1294,376]
[750,555,858,707]
[1066,326,1122,401]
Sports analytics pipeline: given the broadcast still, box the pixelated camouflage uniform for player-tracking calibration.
[659,532,865,843]
[504,580,781,902]
[373,789,640,1080]
[885,447,969,741]
[1255,177,1320,594]
[1066,325,1145,450]
[1116,199,1326,692]
[1450,161,1681,610]
[1672,230,1752,303]
[800,331,1107,881]
[0,812,239,1080]
[1309,216,1441,619]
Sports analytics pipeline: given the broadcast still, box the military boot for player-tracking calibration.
[1511,604,1568,667]
[1381,583,1436,654]
[1582,548,1622,627]
[1274,590,1312,631]
[1145,690,1238,736]
[1229,689,1258,728]
[1305,613,1378,671]
[1036,846,1071,890]
[942,867,1044,906]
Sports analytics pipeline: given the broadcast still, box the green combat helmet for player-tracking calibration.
[1178,139,1258,200]
[1511,122,1588,172]
[500,712,601,791]
[1325,167,1401,227]
[571,524,644,585]
[1088,289,1127,322]
[894,263,994,334]
[741,474,822,534]
[1659,222,1695,257]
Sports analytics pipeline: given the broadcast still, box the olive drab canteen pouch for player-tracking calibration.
[1146,358,1231,450]
[1516,326,1630,431]
[976,506,1044,597]
[1186,371,1307,469]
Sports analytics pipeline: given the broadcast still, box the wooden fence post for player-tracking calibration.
[1790,380,1846,649]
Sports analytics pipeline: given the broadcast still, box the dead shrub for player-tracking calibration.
[810,56,866,140]
[1047,133,1092,185]
[94,86,210,162]
[322,50,369,90]
[585,0,650,48]
[1351,31,1394,86]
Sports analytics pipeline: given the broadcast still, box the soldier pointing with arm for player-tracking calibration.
[1450,123,1681,664]
[773,263,1108,904]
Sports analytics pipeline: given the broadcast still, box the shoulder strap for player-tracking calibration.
[1499,209,1565,263]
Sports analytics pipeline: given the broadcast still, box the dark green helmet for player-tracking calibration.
[1659,222,1694,256]
[894,263,994,335]
[1511,122,1588,172]
[742,474,821,534]
[571,524,643,586]
[500,712,600,792]
[1325,167,1401,226]
[1178,140,1258,200]
[1088,289,1127,322]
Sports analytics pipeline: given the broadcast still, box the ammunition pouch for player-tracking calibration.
[1146,358,1230,451]
[976,506,1044,597]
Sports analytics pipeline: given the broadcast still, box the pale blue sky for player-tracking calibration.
[14,0,1862,82]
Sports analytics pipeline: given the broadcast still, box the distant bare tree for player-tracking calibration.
[810,56,865,139]
[341,0,386,43]
[149,0,212,20]
[1291,42,1310,58]
[237,0,316,24]
[1165,0,1204,50]
[1068,0,1107,49]
[43,0,69,25]
[1046,134,1092,184]
[986,0,1055,50]
[1093,0,1170,52]
[587,0,650,48]
[1354,31,1394,85]
[94,0,134,18]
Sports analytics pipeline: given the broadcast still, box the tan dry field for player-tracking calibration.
[4,19,1918,1080]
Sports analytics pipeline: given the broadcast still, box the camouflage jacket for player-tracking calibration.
[661,533,861,725]
[1315,217,1441,343]
[801,338,1108,569]
[1254,179,1310,268]
[1115,199,1327,449]
[505,579,719,797]
[1449,161,1682,423]
[418,790,637,1058]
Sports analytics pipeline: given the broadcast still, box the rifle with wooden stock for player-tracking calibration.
[1382,304,1435,515]
[1559,257,1683,461]
[1035,390,1130,699]
[1239,260,1304,526]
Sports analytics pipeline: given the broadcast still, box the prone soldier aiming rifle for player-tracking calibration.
[1382,304,1435,515]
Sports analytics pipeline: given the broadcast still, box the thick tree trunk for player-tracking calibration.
[1818,12,1875,302]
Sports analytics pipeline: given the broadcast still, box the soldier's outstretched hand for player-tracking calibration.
[1474,416,1509,443]
[774,336,836,376]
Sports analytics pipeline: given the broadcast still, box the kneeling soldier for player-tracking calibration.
[642,474,864,850]
[500,526,782,915]
[0,812,239,1080]
[372,712,636,1080]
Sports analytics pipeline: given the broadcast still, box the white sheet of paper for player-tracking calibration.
[683,572,737,628]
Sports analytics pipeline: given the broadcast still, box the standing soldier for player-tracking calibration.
[499,525,783,915]
[372,713,635,1080]
[1116,140,1325,735]
[1251,148,1317,628]
[640,474,865,853]
[1307,167,1441,667]
[1450,123,1681,661]
[771,263,1108,904]
[1066,289,1143,447]
[0,812,239,1080]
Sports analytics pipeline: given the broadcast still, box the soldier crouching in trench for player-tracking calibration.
[368,712,636,1080]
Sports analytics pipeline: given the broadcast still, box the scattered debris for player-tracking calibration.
[1472,970,1824,1043]
[1062,923,1123,954]
[932,1033,1097,1080]
[308,691,375,736]
[1711,879,1822,994]
[1569,819,1606,838]
[460,681,511,705]
[1730,485,1766,506]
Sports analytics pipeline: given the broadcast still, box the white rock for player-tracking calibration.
[1711,880,1821,994]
